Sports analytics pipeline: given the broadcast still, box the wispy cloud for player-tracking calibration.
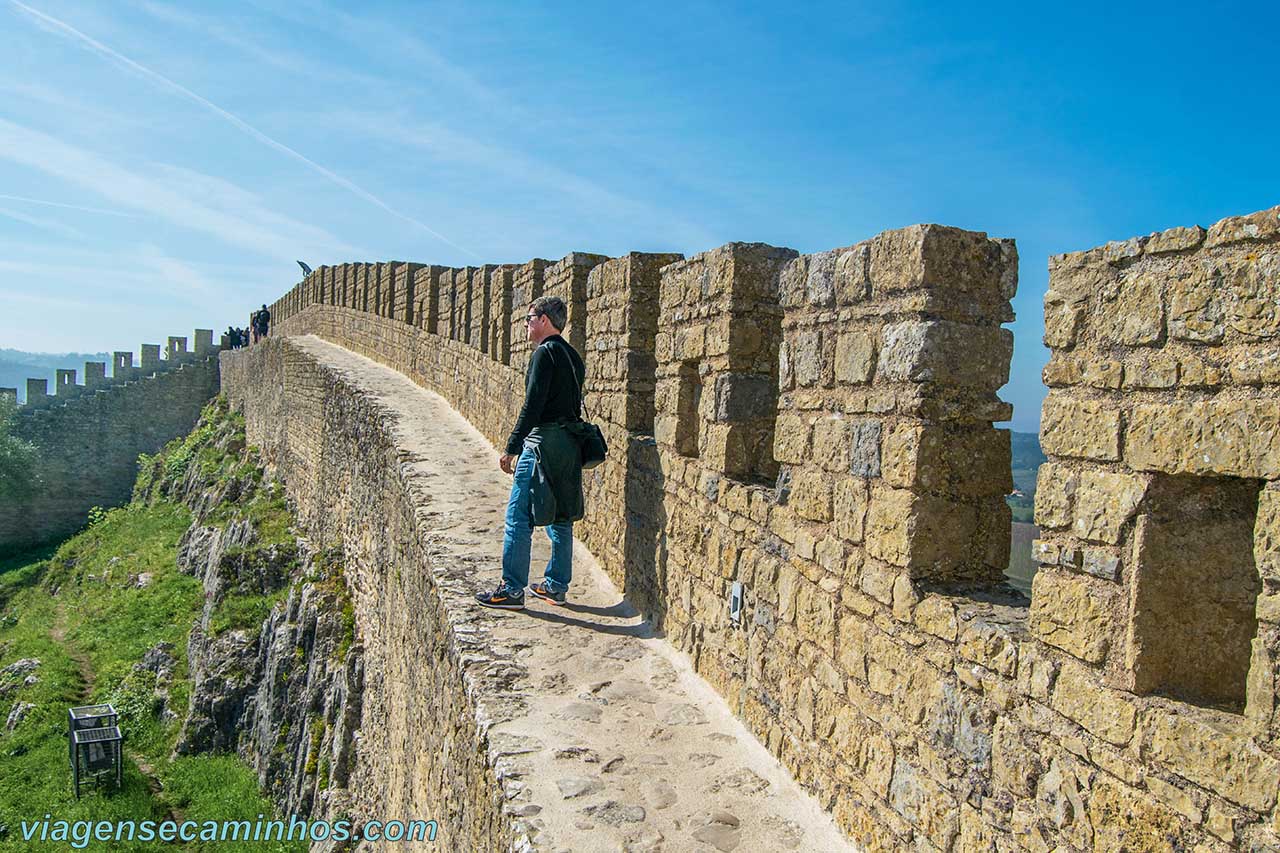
[253,0,520,119]
[0,118,362,261]
[0,205,85,239]
[0,78,156,131]
[330,110,721,253]
[8,0,478,258]
[0,193,138,218]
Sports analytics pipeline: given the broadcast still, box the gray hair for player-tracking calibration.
[529,295,567,331]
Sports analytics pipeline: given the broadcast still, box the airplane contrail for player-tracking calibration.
[0,192,138,218]
[8,0,479,259]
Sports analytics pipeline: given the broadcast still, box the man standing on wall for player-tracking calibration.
[476,295,586,610]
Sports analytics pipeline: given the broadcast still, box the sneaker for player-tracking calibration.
[528,582,566,606]
[475,584,524,610]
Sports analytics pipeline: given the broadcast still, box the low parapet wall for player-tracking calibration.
[244,207,1280,851]
[0,331,221,555]
[219,338,514,850]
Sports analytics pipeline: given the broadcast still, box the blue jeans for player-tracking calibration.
[501,446,573,593]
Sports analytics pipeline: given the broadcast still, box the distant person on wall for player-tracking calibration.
[476,296,586,610]
[253,304,271,342]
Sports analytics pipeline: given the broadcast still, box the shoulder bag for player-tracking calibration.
[552,342,608,469]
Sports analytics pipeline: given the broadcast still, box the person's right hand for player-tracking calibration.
[499,454,515,475]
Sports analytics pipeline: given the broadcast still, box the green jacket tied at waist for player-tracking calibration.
[526,423,585,526]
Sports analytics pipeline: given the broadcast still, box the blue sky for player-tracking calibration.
[0,1,1276,431]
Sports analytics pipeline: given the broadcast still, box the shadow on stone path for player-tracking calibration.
[291,335,858,853]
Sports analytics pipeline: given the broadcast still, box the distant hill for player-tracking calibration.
[0,349,112,402]
[1010,430,1045,494]
[1007,430,1044,525]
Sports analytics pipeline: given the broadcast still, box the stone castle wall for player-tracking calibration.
[238,206,1280,851]
[0,331,221,555]
[219,340,514,850]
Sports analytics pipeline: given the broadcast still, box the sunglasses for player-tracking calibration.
[524,313,542,324]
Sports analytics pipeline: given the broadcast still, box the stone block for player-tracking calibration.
[1040,395,1121,461]
[958,616,1019,677]
[888,757,958,850]
[1229,350,1280,385]
[865,487,979,578]
[1071,469,1146,545]
[1088,779,1195,853]
[877,320,1011,388]
[1081,359,1123,389]
[1257,487,1280,582]
[790,470,833,522]
[882,423,1011,497]
[849,419,882,478]
[1168,263,1225,344]
[1205,205,1280,247]
[1050,663,1136,746]
[1041,355,1081,387]
[1177,353,1218,386]
[913,596,958,642]
[712,373,774,422]
[832,478,868,543]
[1081,547,1121,581]
[1049,256,1112,303]
[830,706,893,798]
[859,560,897,605]
[1245,633,1275,732]
[1033,462,1077,529]
[834,245,870,304]
[777,255,807,307]
[791,328,824,387]
[1028,570,1114,664]
[673,325,706,360]
[1032,539,1080,569]
[811,417,852,472]
[1144,708,1280,812]
[805,250,837,307]
[772,415,812,464]
[1126,400,1280,479]
[991,717,1043,799]
[1123,355,1178,389]
[1100,270,1164,346]
[1225,253,1280,340]
[1043,291,1083,349]
[1104,235,1147,264]
[1145,224,1206,254]
[1016,641,1059,700]
[833,328,875,384]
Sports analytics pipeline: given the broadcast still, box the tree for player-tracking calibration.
[0,397,39,500]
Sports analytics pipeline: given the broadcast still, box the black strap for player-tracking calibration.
[544,340,585,420]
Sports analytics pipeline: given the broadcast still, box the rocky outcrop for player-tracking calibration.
[143,398,365,822]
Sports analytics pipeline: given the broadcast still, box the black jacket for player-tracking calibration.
[508,335,587,525]
[504,335,586,456]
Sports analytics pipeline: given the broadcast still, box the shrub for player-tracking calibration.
[0,396,39,501]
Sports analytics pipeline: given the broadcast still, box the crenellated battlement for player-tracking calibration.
[1,329,219,412]
[223,205,1280,852]
[0,329,222,554]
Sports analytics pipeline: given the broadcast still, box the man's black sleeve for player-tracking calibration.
[505,347,551,455]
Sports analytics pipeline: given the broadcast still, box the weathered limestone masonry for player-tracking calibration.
[0,331,220,555]
[1030,205,1280,850]
[219,340,514,851]
[252,207,1280,851]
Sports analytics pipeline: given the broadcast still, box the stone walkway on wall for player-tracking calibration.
[289,335,857,853]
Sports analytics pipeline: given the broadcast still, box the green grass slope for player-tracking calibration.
[0,398,305,852]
